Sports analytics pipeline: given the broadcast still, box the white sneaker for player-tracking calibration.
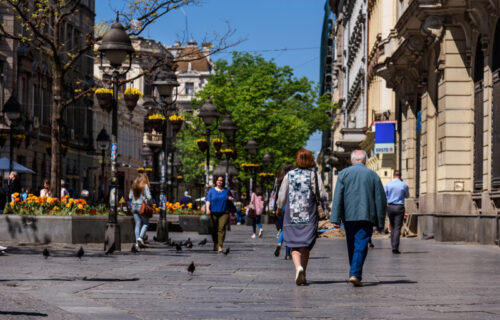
[237,222,241,225]
[0,245,6,251]
[137,238,145,248]
[258,229,263,238]
[295,266,304,286]
[251,233,256,239]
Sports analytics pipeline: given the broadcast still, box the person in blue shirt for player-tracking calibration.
[384,169,409,254]
[206,175,234,253]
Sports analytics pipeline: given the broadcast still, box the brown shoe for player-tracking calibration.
[349,276,363,287]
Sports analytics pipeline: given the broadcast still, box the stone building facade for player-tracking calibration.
[0,0,95,196]
[374,0,500,244]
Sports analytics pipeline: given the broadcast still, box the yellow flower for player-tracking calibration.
[78,204,84,209]
[148,114,166,120]
[9,202,14,207]
[212,138,223,143]
[196,139,207,143]
[53,206,59,211]
[124,88,143,97]
[66,203,71,208]
[169,114,185,121]
[95,88,113,95]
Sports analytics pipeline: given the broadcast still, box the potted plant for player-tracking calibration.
[197,139,208,152]
[169,114,184,133]
[95,88,113,113]
[123,88,143,112]
[148,113,165,132]
[212,138,223,151]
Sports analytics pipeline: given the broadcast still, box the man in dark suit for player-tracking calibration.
[7,171,21,203]
[331,150,387,287]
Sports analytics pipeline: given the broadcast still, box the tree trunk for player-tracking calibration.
[50,70,63,198]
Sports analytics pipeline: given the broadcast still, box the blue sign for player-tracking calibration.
[161,164,166,183]
[374,122,395,154]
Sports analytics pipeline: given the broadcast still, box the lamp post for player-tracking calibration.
[197,100,220,194]
[96,127,110,204]
[153,64,179,242]
[245,138,258,197]
[3,96,22,173]
[262,151,274,210]
[219,115,237,188]
[98,16,134,252]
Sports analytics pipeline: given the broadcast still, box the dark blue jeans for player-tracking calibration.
[344,221,373,280]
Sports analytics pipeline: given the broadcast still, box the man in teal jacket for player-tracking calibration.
[331,149,387,287]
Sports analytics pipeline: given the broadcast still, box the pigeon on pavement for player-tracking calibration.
[223,247,230,255]
[187,261,195,275]
[198,238,207,246]
[76,247,84,260]
[175,243,182,252]
[43,248,50,259]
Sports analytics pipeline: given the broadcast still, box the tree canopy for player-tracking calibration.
[177,52,332,186]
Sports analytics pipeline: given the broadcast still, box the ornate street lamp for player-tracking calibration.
[96,127,110,204]
[3,96,22,173]
[219,115,237,188]
[197,100,220,192]
[261,151,274,210]
[152,64,179,242]
[97,15,134,252]
[245,138,259,197]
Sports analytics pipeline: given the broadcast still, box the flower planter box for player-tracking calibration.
[0,215,134,244]
[178,215,201,232]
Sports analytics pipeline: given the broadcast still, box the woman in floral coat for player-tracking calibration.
[276,149,327,286]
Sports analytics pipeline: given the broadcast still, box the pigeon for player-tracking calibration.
[198,238,207,246]
[76,246,84,260]
[185,239,193,249]
[183,238,191,246]
[43,248,50,259]
[175,243,182,252]
[187,261,195,275]
[105,243,116,255]
[223,247,230,255]
[131,244,138,254]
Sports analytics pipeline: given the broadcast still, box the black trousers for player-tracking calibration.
[387,204,404,250]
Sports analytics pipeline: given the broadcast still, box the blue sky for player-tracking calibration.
[96,0,326,154]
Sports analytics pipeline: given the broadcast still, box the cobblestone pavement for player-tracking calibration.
[1,224,500,320]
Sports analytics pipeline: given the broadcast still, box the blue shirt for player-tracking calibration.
[384,179,409,205]
[206,188,233,213]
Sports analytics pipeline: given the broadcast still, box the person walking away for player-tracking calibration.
[40,179,52,197]
[276,149,327,286]
[331,150,387,287]
[273,163,294,259]
[60,179,70,199]
[384,170,409,254]
[7,171,21,202]
[250,186,265,238]
[206,175,234,252]
[129,173,152,249]
[235,201,245,225]
[180,190,192,208]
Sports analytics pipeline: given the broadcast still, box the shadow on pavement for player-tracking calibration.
[308,280,347,285]
[0,311,48,317]
[0,277,139,282]
[363,280,417,286]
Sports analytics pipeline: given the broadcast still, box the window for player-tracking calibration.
[185,82,194,95]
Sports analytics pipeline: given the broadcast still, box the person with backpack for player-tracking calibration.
[129,173,152,249]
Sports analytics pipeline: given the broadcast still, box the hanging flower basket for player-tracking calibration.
[196,139,208,152]
[13,134,25,148]
[123,88,142,113]
[148,114,165,132]
[169,115,184,133]
[212,138,223,152]
[241,163,260,172]
[0,133,8,148]
[95,88,113,113]
[215,150,223,160]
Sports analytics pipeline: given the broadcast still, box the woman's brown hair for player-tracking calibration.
[132,173,150,199]
[296,148,316,169]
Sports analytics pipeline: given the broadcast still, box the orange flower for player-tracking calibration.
[77,204,83,209]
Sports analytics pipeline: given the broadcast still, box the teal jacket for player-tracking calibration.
[331,163,387,228]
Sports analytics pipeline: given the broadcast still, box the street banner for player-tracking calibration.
[111,143,118,161]
[374,122,395,154]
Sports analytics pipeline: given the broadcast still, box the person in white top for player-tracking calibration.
[60,179,69,198]
[40,179,52,197]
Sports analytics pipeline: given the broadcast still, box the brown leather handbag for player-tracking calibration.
[139,201,154,219]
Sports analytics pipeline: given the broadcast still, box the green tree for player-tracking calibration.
[177,52,331,187]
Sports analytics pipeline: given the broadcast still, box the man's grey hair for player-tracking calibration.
[351,149,367,164]
[10,171,18,178]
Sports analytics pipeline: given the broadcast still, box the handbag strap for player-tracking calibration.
[311,169,321,203]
